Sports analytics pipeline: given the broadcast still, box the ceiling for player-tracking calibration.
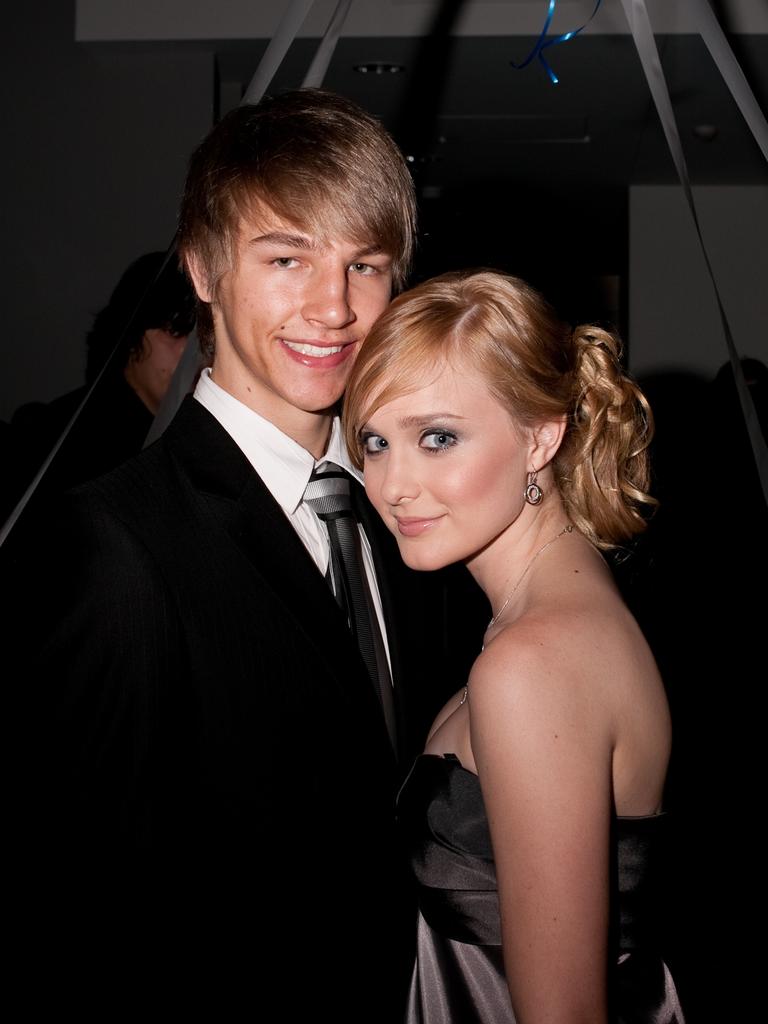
[217,31,768,188]
[80,1,768,319]
[216,23,766,313]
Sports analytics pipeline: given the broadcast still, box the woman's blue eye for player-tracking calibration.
[362,434,388,455]
[421,431,457,451]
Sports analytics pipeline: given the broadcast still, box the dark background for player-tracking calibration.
[2,3,766,1019]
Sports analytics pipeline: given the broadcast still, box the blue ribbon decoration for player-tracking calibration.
[511,0,603,84]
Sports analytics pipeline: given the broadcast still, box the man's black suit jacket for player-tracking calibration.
[10,397,486,1018]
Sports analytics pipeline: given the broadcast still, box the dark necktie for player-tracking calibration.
[303,462,397,753]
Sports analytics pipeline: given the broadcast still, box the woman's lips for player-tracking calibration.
[393,516,444,537]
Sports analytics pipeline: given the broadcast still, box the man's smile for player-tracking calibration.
[278,337,358,371]
[281,341,346,357]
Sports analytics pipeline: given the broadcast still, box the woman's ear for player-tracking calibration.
[528,416,567,470]
[185,253,213,304]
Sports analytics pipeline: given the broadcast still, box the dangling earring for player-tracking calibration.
[524,470,543,506]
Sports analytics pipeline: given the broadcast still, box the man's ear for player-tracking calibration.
[185,253,213,304]
[528,416,567,470]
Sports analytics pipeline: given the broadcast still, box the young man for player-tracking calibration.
[11,91,484,1018]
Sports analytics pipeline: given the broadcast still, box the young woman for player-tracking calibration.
[344,271,685,1023]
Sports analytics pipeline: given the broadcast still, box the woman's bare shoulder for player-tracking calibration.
[468,592,669,814]
[468,592,652,742]
[473,601,606,691]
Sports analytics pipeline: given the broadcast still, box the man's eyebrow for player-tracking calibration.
[248,232,315,250]
[354,244,386,259]
[247,235,388,261]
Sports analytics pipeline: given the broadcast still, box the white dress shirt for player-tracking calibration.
[193,368,392,671]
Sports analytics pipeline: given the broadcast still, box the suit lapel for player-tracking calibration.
[164,399,396,753]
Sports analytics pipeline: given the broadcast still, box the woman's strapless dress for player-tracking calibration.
[398,754,685,1023]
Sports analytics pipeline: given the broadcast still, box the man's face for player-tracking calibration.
[191,208,394,443]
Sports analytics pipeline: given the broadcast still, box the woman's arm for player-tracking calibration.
[469,620,615,1024]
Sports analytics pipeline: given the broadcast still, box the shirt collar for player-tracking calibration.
[323,417,364,487]
[193,368,362,513]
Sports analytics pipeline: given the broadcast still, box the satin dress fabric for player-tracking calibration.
[398,754,686,1024]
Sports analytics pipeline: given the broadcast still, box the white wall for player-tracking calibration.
[628,185,768,379]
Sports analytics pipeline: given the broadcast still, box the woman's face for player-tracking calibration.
[360,357,536,572]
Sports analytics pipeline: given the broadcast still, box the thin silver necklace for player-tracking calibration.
[458,522,574,708]
[487,522,574,630]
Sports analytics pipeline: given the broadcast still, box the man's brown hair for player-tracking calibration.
[177,89,417,355]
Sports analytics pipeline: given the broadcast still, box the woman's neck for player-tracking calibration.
[467,499,572,622]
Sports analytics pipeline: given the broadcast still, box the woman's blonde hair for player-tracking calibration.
[343,270,656,550]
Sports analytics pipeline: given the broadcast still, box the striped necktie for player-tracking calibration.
[303,462,397,753]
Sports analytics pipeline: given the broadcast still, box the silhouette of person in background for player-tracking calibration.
[3,251,195,518]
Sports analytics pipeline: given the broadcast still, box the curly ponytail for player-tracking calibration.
[554,326,656,549]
